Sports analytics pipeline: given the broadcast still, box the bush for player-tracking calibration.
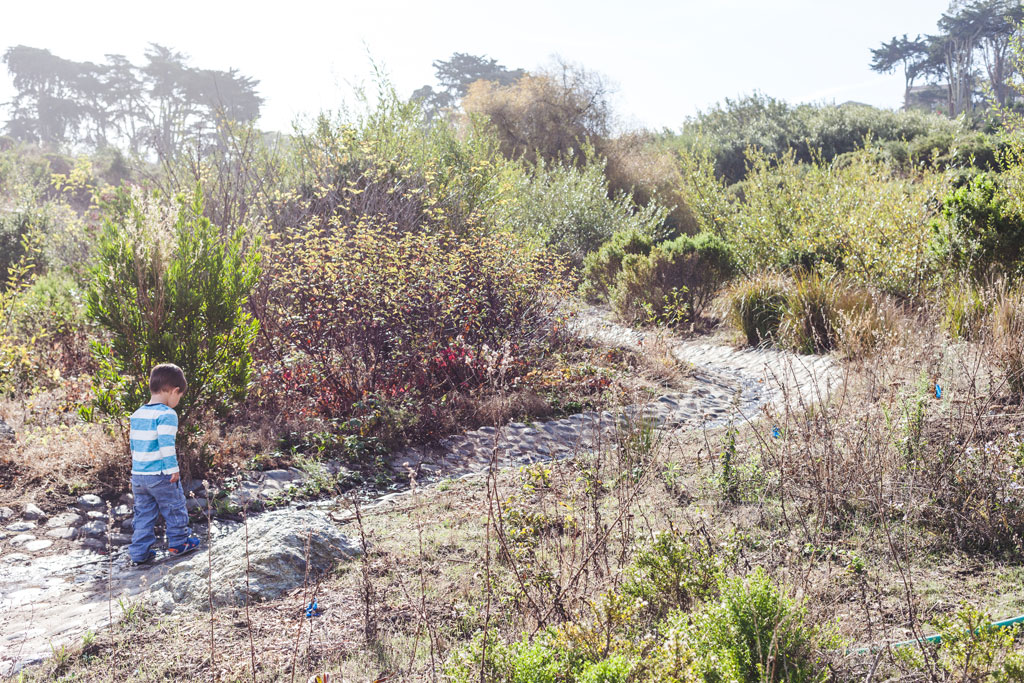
[941,281,990,340]
[930,172,1024,280]
[725,275,789,346]
[664,569,839,683]
[621,531,722,621]
[610,232,735,327]
[85,188,260,475]
[497,156,669,266]
[255,218,567,451]
[580,229,653,302]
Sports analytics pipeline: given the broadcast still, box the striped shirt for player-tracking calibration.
[129,403,179,475]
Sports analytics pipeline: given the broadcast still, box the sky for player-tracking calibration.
[0,0,953,133]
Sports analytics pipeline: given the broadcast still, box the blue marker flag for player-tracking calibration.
[772,426,781,439]
[305,599,321,618]
[935,383,942,399]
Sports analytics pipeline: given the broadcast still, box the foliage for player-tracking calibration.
[930,172,1024,280]
[463,59,612,166]
[662,569,840,683]
[85,188,259,462]
[411,52,525,122]
[694,148,946,295]
[496,155,669,265]
[609,231,735,327]
[2,44,261,157]
[621,531,723,621]
[255,217,567,451]
[725,274,789,346]
[672,96,956,183]
[941,280,991,340]
[991,280,1024,399]
[580,229,653,302]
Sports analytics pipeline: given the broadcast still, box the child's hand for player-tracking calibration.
[170,472,180,483]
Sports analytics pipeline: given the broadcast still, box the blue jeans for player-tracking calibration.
[129,473,192,561]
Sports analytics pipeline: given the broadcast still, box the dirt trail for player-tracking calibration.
[0,308,840,676]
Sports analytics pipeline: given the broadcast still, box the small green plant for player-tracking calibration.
[622,530,723,620]
[898,373,930,461]
[726,274,789,346]
[579,228,653,302]
[941,281,990,340]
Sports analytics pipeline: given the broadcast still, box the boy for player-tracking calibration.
[127,363,201,566]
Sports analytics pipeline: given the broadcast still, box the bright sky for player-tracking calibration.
[0,0,952,133]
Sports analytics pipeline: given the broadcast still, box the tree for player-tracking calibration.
[975,0,1024,105]
[411,52,524,121]
[2,44,263,158]
[870,34,930,106]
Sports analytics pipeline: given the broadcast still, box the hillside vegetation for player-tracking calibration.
[6,43,1024,680]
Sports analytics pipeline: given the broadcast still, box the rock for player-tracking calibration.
[8,534,35,546]
[0,507,13,521]
[150,509,360,610]
[23,539,52,552]
[46,511,82,528]
[263,469,297,483]
[21,504,45,521]
[76,494,103,508]
[185,498,208,512]
[113,505,131,517]
[80,538,106,553]
[77,520,107,539]
[0,417,15,443]
[5,521,35,532]
[45,527,75,540]
[118,493,134,506]
[86,511,108,520]
[109,533,132,545]
[120,519,133,533]
[1,553,29,564]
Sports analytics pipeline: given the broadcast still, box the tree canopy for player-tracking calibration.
[2,44,262,157]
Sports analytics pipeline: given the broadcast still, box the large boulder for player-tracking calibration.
[150,508,361,611]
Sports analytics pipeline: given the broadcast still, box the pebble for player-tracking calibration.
[76,494,103,508]
[113,505,131,517]
[0,506,13,521]
[8,534,36,546]
[45,527,75,540]
[86,511,108,520]
[23,539,52,552]
[5,521,35,532]
[78,521,108,538]
[118,493,134,506]
[21,504,45,521]
[46,511,82,528]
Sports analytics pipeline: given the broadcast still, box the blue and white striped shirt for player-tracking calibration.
[129,403,179,475]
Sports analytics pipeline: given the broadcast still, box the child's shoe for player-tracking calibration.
[130,550,156,567]
[168,535,201,557]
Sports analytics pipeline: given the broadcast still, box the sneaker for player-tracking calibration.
[167,535,201,557]
[130,550,156,567]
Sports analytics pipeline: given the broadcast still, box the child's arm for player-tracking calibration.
[156,409,180,481]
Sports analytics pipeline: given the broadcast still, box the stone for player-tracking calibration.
[86,511,108,520]
[109,533,131,545]
[185,498,208,512]
[21,504,45,521]
[23,539,52,552]
[46,511,82,528]
[80,538,106,553]
[1,553,29,563]
[0,506,13,521]
[5,521,35,532]
[113,505,131,517]
[8,534,35,546]
[76,494,103,508]
[78,520,108,538]
[121,519,133,533]
[118,493,134,506]
[263,469,297,483]
[150,508,361,610]
[45,527,75,540]
[0,417,15,443]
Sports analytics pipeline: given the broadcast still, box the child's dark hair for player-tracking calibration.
[149,363,188,394]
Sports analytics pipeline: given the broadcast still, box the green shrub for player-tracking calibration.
[0,209,42,289]
[725,275,789,346]
[578,655,634,683]
[580,229,653,302]
[85,188,260,475]
[610,231,735,327]
[9,272,92,379]
[496,156,669,265]
[930,172,1024,280]
[445,628,584,683]
[669,568,839,683]
[622,530,722,621]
